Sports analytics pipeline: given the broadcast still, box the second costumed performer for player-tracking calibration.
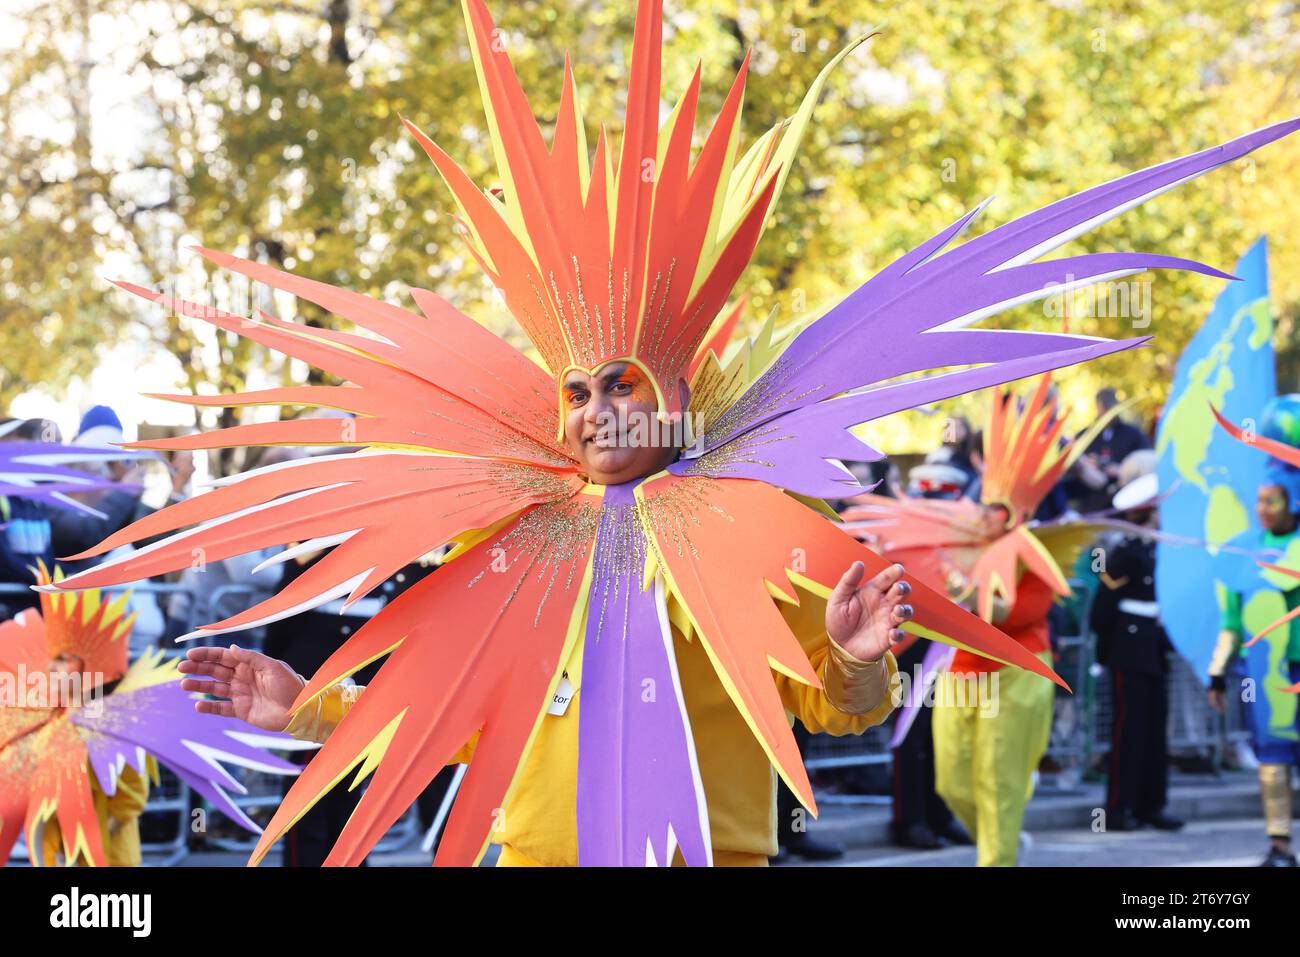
[43,0,1299,866]
[845,376,1143,865]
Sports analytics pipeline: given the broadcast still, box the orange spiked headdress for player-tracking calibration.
[35,563,133,683]
[980,375,1128,523]
[405,0,872,432]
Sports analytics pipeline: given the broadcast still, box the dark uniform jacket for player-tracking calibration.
[1090,533,1172,675]
[1065,420,1151,513]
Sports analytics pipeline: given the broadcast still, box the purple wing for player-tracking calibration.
[576,480,711,866]
[889,642,954,749]
[675,338,1135,497]
[684,119,1300,496]
[71,673,304,832]
[0,441,149,516]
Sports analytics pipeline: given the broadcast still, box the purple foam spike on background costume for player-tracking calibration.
[73,677,303,832]
[889,642,955,750]
[679,337,1144,498]
[576,481,711,867]
[0,441,149,516]
[695,119,1300,454]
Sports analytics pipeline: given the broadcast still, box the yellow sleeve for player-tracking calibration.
[778,641,898,735]
[1207,628,1242,679]
[283,676,477,763]
[774,589,899,735]
[103,766,146,867]
[283,677,363,745]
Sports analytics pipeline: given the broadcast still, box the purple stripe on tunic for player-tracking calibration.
[576,480,710,866]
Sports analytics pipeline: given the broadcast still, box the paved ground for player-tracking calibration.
[151,771,1287,867]
[170,817,1278,867]
[805,768,1275,842]
[783,818,1277,867]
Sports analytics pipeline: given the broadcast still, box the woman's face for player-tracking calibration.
[561,362,682,485]
[48,654,85,676]
[978,503,1012,540]
[1257,484,1297,535]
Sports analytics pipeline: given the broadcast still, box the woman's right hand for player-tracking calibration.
[178,644,303,732]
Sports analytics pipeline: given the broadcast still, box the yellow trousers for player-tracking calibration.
[933,652,1054,867]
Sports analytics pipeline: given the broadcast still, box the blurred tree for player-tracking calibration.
[0,0,143,408]
[1,0,1296,467]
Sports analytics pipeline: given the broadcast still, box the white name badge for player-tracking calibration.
[548,671,575,716]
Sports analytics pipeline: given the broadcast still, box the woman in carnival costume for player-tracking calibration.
[0,565,302,866]
[845,376,1139,865]
[43,0,1298,866]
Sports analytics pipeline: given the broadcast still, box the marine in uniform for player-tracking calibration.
[1090,450,1183,832]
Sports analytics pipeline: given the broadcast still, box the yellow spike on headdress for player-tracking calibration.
[979,375,1134,522]
[34,562,135,683]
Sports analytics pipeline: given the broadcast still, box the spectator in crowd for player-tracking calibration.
[0,418,56,619]
[800,458,913,840]
[841,452,971,850]
[779,462,909,862]
[261,545,385,866]
[1089,450,1183,833]
[963,431,986,502]
[164,551,282,643]
[235,409,426,866]
[908,462,971,500]
[1064,388,1150,513]
[835,459,903,513]
[48,406,150,572]
[923,416,979,497]
[49,406,193,653]
[772,719,845,862]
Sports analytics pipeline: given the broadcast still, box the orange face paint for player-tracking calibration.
[608,364,655,405]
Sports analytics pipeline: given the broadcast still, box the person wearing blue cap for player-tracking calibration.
[1208,460,1300,867]
[47,405,148,573]
[74,405,124,447]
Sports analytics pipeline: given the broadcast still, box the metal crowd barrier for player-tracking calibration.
[1089,652,1250,763]
[804,724,892,771]
[140,766,191,866]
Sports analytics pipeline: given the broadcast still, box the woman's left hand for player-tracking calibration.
[825,561,914,663]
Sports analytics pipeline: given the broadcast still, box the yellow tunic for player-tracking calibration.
[288,584,898,866]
